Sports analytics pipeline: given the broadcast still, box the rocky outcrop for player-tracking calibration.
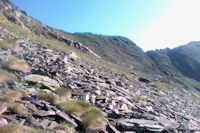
[0,0,100,58]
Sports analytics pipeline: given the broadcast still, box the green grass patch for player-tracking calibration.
[59,100,91,114]
[8,103,29,115]
[59,100,105,129]
[0,39,16,49]
[82,107,103,128]
[0,69,14,82]
[1,89,23,103]
[55,87,71,98]
[36,91,57,104]
[2,57,31,72]
[0,122,46,133]
[54,87,71,103]
[0,122,21,133]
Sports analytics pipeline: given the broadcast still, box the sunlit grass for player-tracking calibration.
[0,69,14,82]
[8,103,29,115]
[59,100,90,115]
[82,107,104,128]
[0,122,46,133]
[0,39,16,49]
[2,56,31,72]
[1,90,23,103]
[59,100,105,129]
[36,91,58,104]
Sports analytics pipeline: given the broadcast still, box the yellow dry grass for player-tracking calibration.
[0,69,14,82]
[8,103,29,115]
[2,56,31,73]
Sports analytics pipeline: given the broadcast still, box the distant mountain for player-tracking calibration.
[147,42,200,92]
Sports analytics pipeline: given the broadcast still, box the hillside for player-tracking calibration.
[0,0,200,132]
[147,42,200,93]
[58,32,154,72]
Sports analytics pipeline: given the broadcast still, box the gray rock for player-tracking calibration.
[34,110,56,117]
[27,103,38,112]
[41,119,50,129]
[24,74,60,87]
[47,121,60,130]
[156,116,179,129]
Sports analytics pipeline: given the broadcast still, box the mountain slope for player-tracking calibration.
[147,42,200,93]
[0,0,200,132]
[62,32,154,72]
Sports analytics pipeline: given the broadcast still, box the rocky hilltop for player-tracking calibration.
[0,0,200,133]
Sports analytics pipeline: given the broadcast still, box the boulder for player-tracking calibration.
[118,119,164,132]
[24,74,60,87]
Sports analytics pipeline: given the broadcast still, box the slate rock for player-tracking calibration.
[24,74,60,87]
[56,110,78,127]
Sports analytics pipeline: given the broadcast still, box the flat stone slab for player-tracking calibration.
[118,119,164,132]
[24,74,60,87]
[157,116,179,129]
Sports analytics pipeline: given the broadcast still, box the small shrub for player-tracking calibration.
[59,101,82,114]
[36,91,57,103]
[8,103,29,115]
[0,69,14,82]
[81,108,103,128]
[76,100,91,109]
[0,39,16,49]
[59,100,91,115]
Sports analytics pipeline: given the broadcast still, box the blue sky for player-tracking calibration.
[11,0,200,51]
